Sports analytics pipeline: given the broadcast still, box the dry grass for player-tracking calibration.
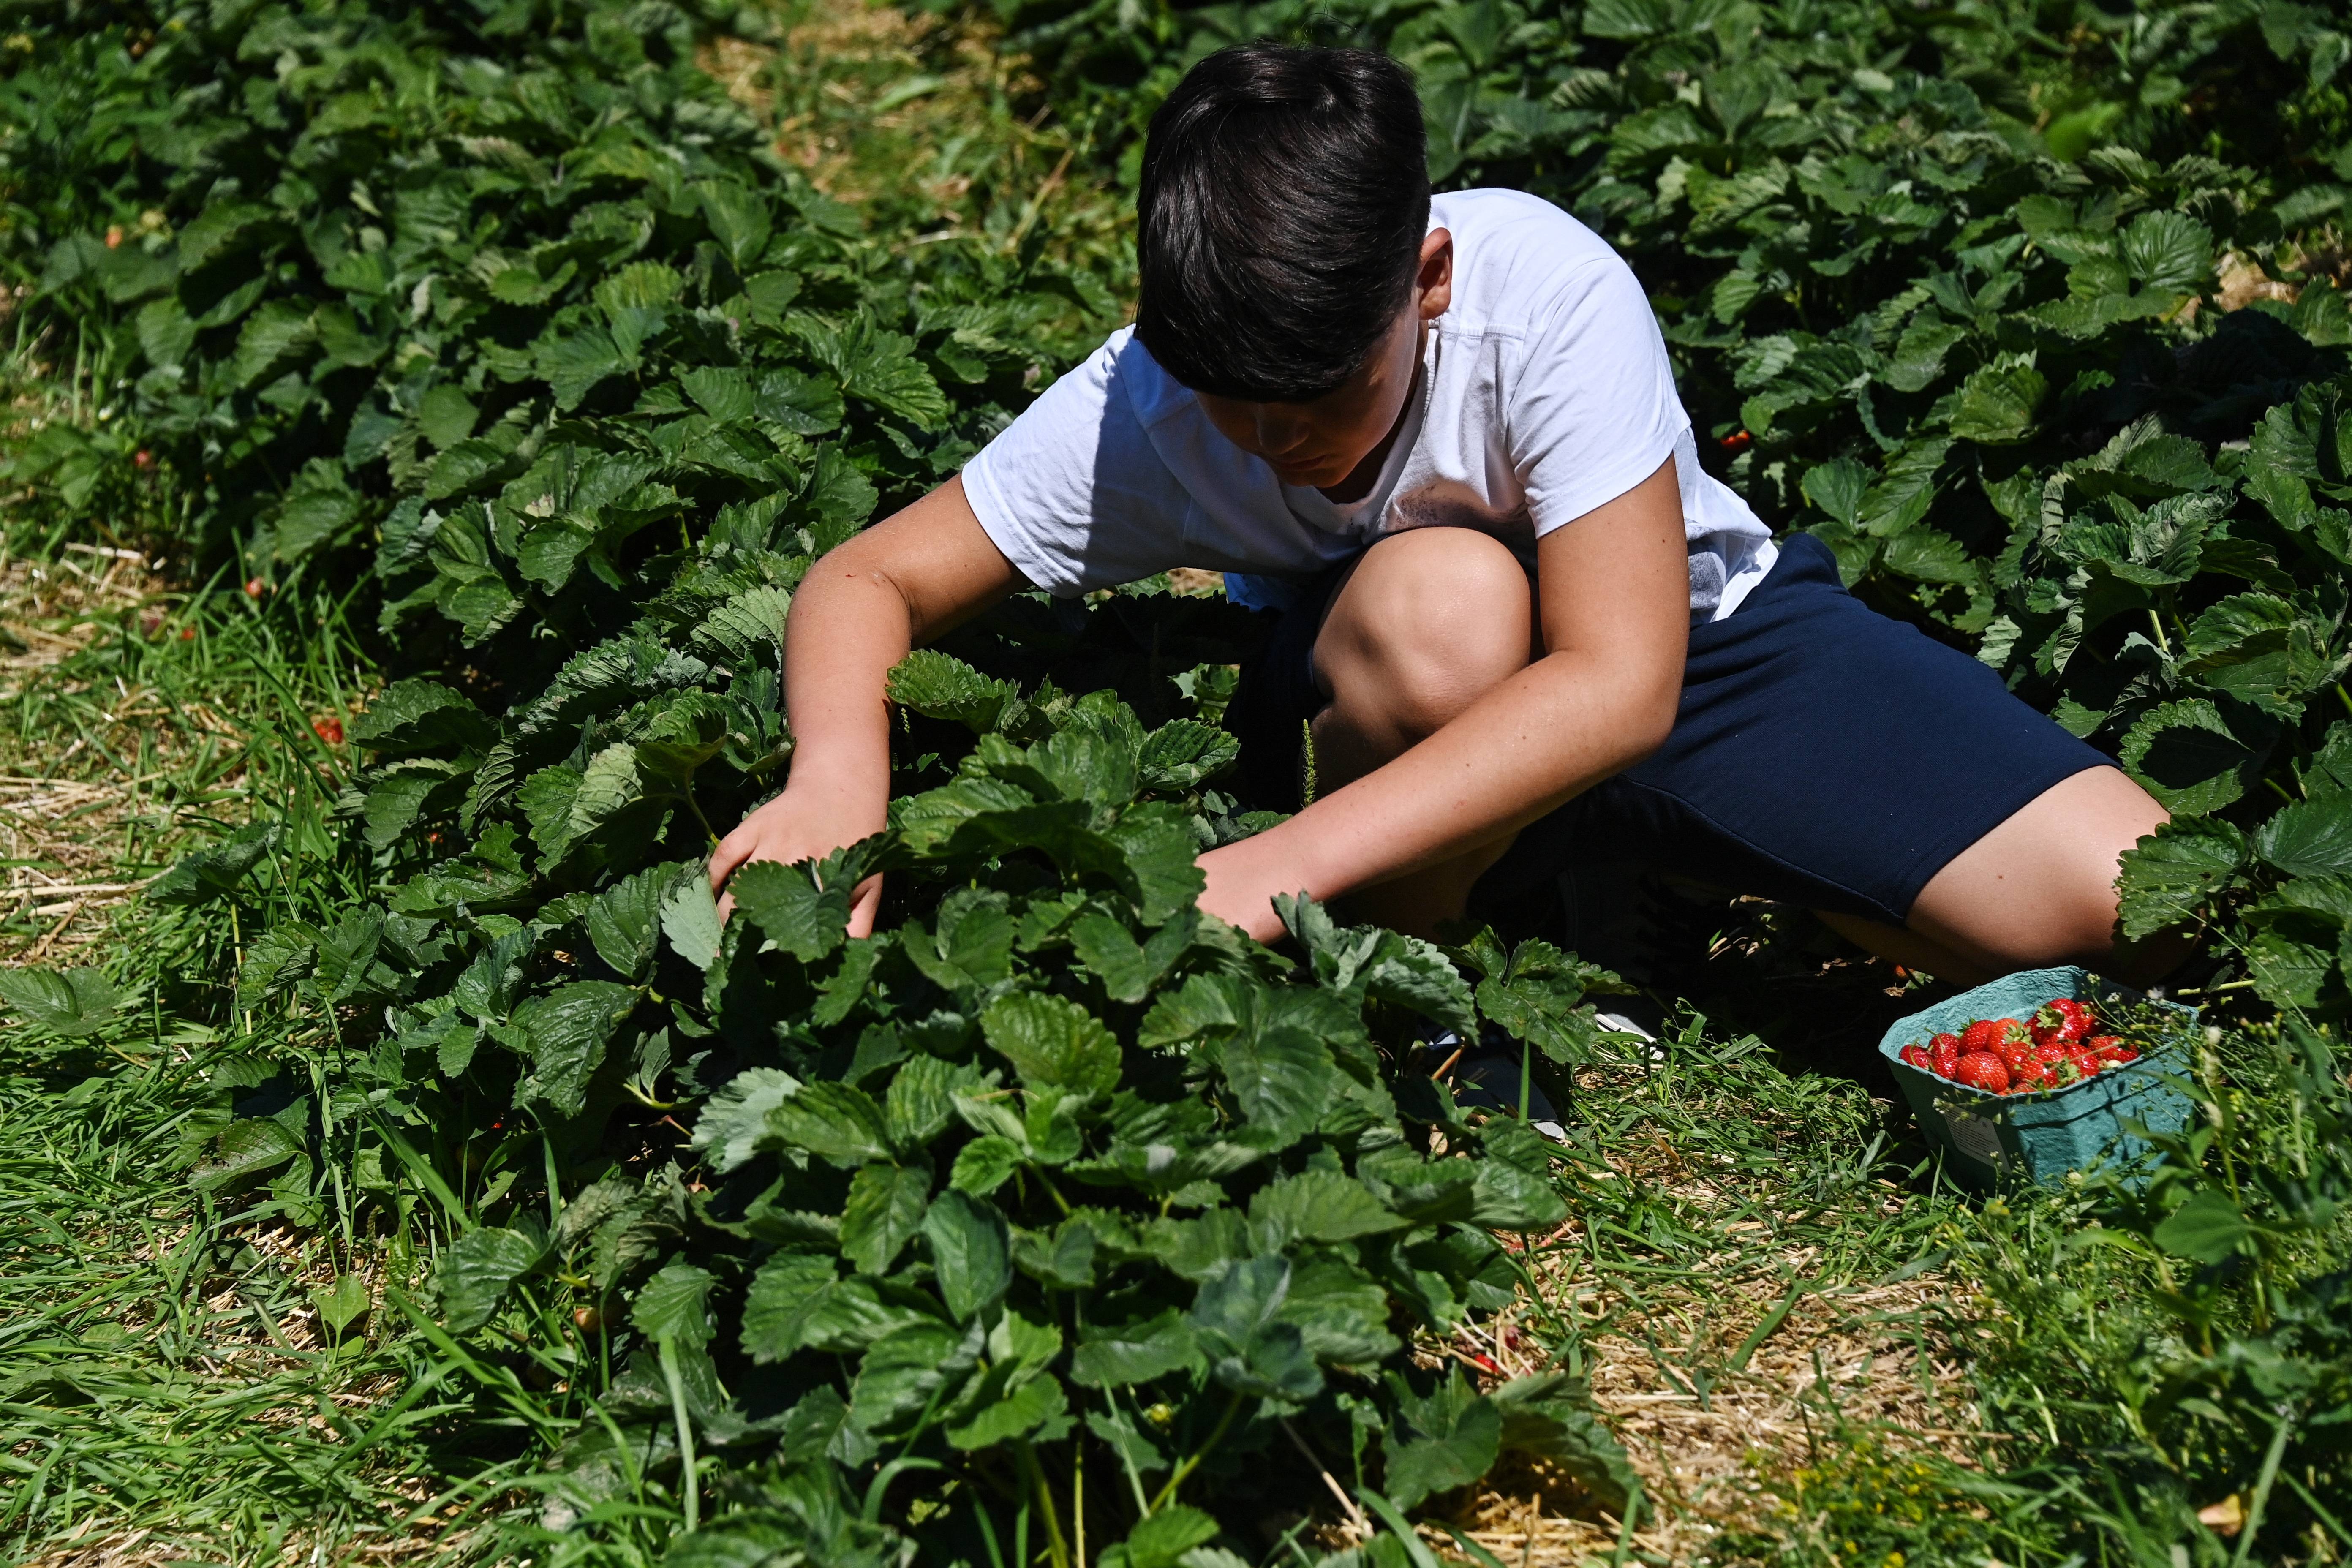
[0,543,188,966]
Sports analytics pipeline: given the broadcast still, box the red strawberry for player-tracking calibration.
[2010,1058,2051,1093]
[1899,1043,1932,1070]
[1960,1018,2025,1056]
[1929,1033,1962,1076]
[313,715,344,745]
[1953,1052,2010,1094]
[2031,998,2093,1048]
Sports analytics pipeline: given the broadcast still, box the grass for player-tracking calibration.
[1,1,2348,1564]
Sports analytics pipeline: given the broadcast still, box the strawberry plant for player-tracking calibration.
[7,0,2352,1557]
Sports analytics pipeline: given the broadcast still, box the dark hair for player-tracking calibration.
[1135,43,1429,403]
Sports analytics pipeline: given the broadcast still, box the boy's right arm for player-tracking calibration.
[708,474,1023,934]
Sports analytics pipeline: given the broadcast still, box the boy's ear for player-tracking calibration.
[1416,228,1454,321]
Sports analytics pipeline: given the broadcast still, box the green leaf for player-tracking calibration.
[697,180,774,269]
[950,1135,1024,1197]
[889,650,1021,733]
[437,1227,547,1333]
[840,1162,931,1274]
[739,1251,842,1362]
[188,1116,304,1193]
[730,860,848,964]
[633,1260,715,1347]
[885,1053,975,1149]
[981,992,1122,1099]
[1277,1258,1400,1364]
[945,1369,1069,1451]
[661,876,724,971]
[2119,210,2213,296]
[584,864,675,981]
[1247,1170,1406,1251]
[1070,1308,1202,1387]
[923,1190,1012,1322]
[849,1320,975,1436]
[1491,1374,1640,1513]
[2255,793,2352,877]
[691,1067,800,1173]
[311,909,386,1004]
[1220,1026,1334,1149]
[1189,1255,1322,1401]
[768,1081,893,1165]
[514,981,639,1117]
[1115,1506,1220,1568]
[1382,1367,1503,1510]
[0,967,132,1037]
[148,822,282,906]
[2119,700,2276,814]
[2151,1189,2251,1264]
[311,1273,371,1335]
[1948,354,2046,445]
[348,680,497,755]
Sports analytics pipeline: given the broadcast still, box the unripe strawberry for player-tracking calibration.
[1953,1052,2010,1094]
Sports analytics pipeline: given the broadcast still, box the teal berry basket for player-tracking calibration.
[1877,965,2197,1189]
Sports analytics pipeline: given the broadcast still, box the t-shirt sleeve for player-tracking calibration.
[1507,255,1691,535]
[959,334,1198,598]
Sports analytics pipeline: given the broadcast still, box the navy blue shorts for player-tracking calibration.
[1224,531,2111,928]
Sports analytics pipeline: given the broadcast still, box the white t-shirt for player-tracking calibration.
[961,187,1776,621]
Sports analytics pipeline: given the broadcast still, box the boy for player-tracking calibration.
[709,43,2178,991]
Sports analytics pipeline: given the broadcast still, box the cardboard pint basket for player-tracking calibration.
[1877,965,2197,1188]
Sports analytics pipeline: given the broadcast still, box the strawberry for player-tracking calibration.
[1899,1043,1932,1070]
[1960,1018,2026,1056]
[2010,1058,2051,1093]
[1929,1033,1962,1076]
[1953,1052,2010,1094]
[2031,997,2093,1048]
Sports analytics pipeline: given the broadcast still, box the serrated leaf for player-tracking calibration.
[148,823,282,906]
[349,680,498,755]
[1247,1170,1406,1251]
[840,1162,931,1274]
[981,992,1121,1098]
[437,1226,547,1333]
[1382,1367,1503,1509]
[661,876,724,971]
[2255,792,2352,877]
[1189,1255,1320,1400]
[514,980,639,1117]
[945,1370,1068,1451]
[769,1081,893,1165]
[692,1067,800,1173]
[1070,1307,1202,1387]
[950,1135,1024,1196]
[2152,1189,2250,1264]
[923,1190,1012,1322]
[633,1260,715,1346]
[739,1251,841,1362]
[730,859,848,964]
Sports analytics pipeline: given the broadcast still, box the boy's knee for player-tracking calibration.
[1320,529,1530,736]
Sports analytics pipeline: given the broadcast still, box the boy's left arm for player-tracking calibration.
[1196,455,1691,942]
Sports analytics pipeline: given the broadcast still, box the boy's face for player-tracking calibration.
[1193,229,1454,491]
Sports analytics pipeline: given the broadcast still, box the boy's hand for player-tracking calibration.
[1195,833,1306,945]
[707,784,887,937]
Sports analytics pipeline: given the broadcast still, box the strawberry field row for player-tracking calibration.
[2,0,2349,1560]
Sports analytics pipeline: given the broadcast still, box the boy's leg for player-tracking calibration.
[1815,765,2188,988]
[1306,527,1537,937]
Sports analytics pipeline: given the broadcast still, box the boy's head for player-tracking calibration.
[1138,46,1442,483]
